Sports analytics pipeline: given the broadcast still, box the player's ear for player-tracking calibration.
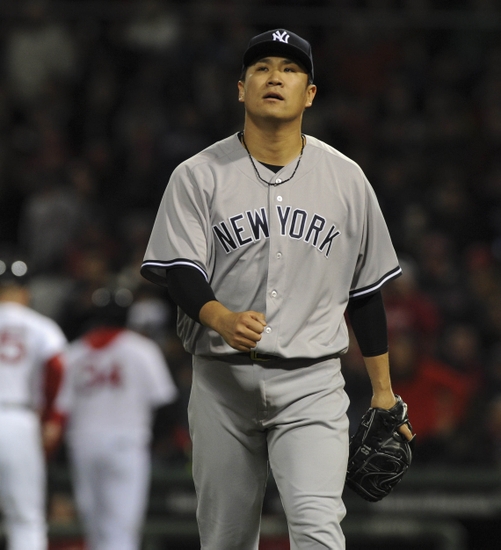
[238,80,245,102]
[305,84,317,108]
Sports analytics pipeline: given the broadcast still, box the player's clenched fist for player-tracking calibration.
[199,301,267,351]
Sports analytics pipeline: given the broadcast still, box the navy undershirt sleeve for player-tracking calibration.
[346,291,388,357]
[165,267,217,323]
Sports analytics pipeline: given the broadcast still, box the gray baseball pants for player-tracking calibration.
[189,354,350,550]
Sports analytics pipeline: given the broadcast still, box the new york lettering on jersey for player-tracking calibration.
[212,205,340,256]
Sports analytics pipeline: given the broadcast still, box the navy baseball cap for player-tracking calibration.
[242,29,314,82]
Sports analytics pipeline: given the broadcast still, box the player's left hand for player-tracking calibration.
[346,395,415,502]
[371,393,413,441]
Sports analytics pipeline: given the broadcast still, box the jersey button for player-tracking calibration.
[265,327,272,334]
[275,178,282,184]
[271,290,277,298]
[277,196,283,202]
[276,252,282,259]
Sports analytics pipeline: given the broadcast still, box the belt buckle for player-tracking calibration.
[250,350,270,362]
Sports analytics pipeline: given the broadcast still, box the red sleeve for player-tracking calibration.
[41,354,66,424]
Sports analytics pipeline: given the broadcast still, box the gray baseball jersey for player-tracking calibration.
[142,133,401,358]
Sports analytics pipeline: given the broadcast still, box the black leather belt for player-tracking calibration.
[237,350,282,362]
[234,351,340,363]
[250,350,282,361]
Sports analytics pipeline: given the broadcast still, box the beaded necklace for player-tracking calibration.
[239,131,305,186]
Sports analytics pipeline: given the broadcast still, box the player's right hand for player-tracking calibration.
[223,310,267,351]
[199,301,267,351]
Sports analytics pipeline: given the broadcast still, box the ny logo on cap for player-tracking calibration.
[272,30,290,43]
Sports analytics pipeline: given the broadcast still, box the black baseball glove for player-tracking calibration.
[345,395,415,502]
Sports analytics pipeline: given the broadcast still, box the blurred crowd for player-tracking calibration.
[1,0,501,468]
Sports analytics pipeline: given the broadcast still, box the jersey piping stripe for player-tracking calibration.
[141,259,209,281]
[349,266,402,299]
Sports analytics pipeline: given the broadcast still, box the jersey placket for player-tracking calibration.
[262,179,290,353]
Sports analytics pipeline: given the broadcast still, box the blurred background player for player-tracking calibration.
[55,285,178,550]
[0,254,66,550]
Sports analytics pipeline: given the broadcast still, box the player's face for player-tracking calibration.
[238,57,316,124]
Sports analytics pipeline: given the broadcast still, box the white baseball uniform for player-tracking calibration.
[0,301,67,550]
[141,133,401,549]
[56,327,178,550]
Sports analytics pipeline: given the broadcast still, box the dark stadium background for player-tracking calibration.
[1,1,501,549]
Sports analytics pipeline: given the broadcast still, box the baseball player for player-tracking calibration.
[55,291,178,550]
[0,256,66,550]
[141,28,412,550]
